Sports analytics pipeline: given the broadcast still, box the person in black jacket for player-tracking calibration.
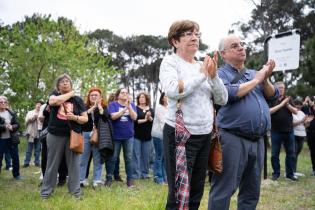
[80,87,112,188]
[0,95,21,179]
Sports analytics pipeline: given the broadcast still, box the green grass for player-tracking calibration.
[1,139,315,210]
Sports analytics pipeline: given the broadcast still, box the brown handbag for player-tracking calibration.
[63,103,84,154]
[89,124,98,144]
[208,107,223,174]
[70,130,84,154]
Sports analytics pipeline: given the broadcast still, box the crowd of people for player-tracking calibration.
[0,19,315,209]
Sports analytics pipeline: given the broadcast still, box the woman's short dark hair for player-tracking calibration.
[136,91,151,106]
[159,92,166,105]
[167,20,199,53]
[115,88,128,100]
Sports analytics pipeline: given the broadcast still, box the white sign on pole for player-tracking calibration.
[268,32,300,71]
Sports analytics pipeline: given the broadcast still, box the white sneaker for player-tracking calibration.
[80,179,89,187]
[294,172,305,177]
[93,180,103,187]
[39,173,43,180]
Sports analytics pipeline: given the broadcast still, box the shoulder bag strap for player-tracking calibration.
[231,68,246,84]
[62,103,72,129]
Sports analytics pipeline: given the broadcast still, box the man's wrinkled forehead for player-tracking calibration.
[224,35,241,46]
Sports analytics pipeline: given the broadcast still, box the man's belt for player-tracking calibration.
[223,129,262,142]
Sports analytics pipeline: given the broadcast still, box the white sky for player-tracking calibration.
[0,0,254,51]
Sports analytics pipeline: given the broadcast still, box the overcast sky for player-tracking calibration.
[0,0,254,51]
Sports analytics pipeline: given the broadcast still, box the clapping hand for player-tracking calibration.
[145,111,152,121]
[306,115,314,123]
[6,124,13,131]
[96,99,104,114]
[201,51,218,79]
[263,59,276,79]
[282,97,290,106]
[66,112,77,121]
[255,59,276,84]
[146,111,151,118]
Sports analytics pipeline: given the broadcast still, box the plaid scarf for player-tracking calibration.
[175,108,191,210]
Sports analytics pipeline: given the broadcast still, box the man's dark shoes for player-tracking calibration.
[286,175,298,181]
[23,164,29,168]
[114,175,123,182]
[127,180,135,188]
[14,175,24,180]
[271,174,279,181]
[57,179,66,186]
[104,180,112,187]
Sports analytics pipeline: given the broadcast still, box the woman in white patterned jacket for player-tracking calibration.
[159,20,228,210]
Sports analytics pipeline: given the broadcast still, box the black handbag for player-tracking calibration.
[38,128,48,142]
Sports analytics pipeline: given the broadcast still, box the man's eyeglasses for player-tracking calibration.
[181,31,202,39]
[224,42,246,50]
[0,101,7,104]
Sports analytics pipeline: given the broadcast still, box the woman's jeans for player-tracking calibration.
[0,138,20,177]
[271,130,295,177]
[106,138,134,182]
[80,131,102,183]
[24,138,41,166]
[153,136,166,183]
[132,138,152,179]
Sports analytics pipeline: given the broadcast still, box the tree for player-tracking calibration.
[229,0,315,97]
[0,14,117,124]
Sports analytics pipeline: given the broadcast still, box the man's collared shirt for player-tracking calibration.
[217,63,279,136]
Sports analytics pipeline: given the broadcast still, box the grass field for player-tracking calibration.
[0,139,314,210]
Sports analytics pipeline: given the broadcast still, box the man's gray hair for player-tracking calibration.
[0,95,8,102]
[218,38,226,52]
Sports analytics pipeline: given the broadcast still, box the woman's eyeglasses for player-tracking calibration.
[59,80,71,84]
[181,31,202,39]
